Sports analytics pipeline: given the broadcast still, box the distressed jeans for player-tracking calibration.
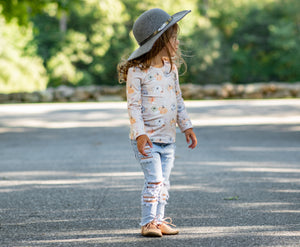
[131,140,176,226]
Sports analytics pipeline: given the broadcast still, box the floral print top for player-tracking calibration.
[126,60,193,143]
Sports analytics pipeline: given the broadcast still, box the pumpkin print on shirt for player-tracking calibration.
[126,60,192,143]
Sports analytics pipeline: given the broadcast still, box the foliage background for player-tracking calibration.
[0,0,299,93]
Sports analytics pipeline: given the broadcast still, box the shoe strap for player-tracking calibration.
[162,217,176,227]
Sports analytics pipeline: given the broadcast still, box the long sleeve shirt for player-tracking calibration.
[126,60,193,143]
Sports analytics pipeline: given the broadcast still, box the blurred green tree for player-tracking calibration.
[210,0,300,83]
[0,16,47,93]
[180,15,231,84]
[0,0,76,26]
[0,0,299,93]
[32,0,131,87]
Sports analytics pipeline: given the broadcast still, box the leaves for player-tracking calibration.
[224,196,239,201]
[0,16,47,93]
[0,0,300,93]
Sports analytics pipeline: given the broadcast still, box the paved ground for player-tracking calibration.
[0,99,299,247]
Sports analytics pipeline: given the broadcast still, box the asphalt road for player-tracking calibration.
[0,99,300,247]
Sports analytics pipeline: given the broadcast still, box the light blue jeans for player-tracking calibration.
[131,140,176,226]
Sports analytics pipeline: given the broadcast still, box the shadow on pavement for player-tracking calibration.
[0,122,300,246]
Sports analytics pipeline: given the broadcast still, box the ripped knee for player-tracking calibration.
[142,181,162,205]
[159,183,169,203]
[140,146,153,161]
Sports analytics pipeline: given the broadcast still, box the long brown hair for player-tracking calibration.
[117,23,185,83]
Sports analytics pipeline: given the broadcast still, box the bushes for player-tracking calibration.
[183,0,300,85]
[0,0,299,93]
[0,17,47,93]
[228,1,300,83]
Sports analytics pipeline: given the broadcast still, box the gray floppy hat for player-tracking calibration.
[128,8,191,61]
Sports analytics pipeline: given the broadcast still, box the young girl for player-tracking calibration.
[118,8,197,237]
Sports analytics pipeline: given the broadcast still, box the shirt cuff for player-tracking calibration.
[179,120,193,133]
[133,129,147,140]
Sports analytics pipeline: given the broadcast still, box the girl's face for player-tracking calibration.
[148,25,179,66]
[160,33,179,58]
[168,34,179,56]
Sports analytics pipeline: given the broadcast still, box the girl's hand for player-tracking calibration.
[184,128,197,149]
[136,135,153,156]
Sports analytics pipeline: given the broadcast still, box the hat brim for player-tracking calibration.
[127,10,191,61]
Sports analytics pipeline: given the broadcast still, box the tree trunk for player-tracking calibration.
[59,11,67,33]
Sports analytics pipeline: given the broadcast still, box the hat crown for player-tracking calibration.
[133,8,171,45]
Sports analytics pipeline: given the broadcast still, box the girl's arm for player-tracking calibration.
[174,66,197,149]
[127,68,146,140]
[174,67,193,132]
[127,68,153,155]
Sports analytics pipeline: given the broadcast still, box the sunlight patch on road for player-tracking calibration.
[232,167,300,173]
[20,225,300,245]
[1,100,300,131]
